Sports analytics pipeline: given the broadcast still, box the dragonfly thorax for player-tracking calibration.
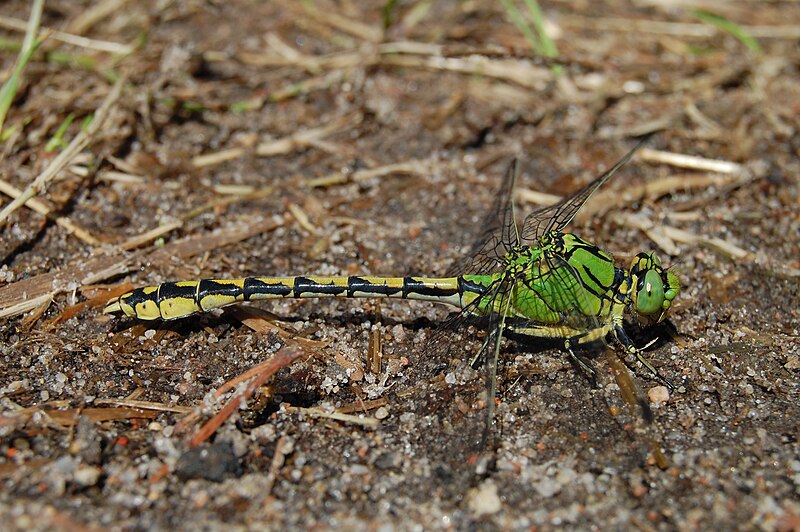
[495,233,680,331]
[501,245,539,272]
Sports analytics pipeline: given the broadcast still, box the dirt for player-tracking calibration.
[1,1,798,530]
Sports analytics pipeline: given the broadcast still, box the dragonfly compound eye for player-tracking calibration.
[635,269,666,317]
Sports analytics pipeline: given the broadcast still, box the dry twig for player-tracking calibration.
[189,345,307,447]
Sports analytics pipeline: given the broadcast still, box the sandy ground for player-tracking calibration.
[1,1,798,529]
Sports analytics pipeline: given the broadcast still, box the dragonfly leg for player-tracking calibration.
[564,339,598,388]
[612,324,676,390]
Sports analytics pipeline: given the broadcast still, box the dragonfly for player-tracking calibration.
[104,140,681,430]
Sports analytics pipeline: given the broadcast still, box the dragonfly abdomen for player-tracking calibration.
[104,276,478,320]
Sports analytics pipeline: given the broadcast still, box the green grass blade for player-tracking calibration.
[45,113,76,152]
[0,0,44,133]
[500,0,543,54]
[691,9,761,53]
[382,0,399,31]
[521,0,558,59]
[500,0,561,75]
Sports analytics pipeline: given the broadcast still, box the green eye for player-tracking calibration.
[637,269,665,316]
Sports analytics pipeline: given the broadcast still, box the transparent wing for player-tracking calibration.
[406,267,515,475]
[476,274,515,452]
[445,159,520,277]
[520,137,650,245]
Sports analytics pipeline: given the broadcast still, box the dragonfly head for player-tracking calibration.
[629,252,680,324]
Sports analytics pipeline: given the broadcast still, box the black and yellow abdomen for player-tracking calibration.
[104,275,488,321]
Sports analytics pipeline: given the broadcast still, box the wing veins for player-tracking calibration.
[521,137,650,244]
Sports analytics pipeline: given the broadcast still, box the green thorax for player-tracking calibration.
[463,232,624,324]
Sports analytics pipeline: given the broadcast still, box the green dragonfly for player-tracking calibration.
[105,140,680,413]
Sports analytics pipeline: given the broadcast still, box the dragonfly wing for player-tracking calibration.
[478,275,516,451]
[519,137,650,245]
[445,159,520,277]
[405,269,513,478]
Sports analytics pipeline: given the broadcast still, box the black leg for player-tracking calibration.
[565,338,598,388]
[613,324,676,390]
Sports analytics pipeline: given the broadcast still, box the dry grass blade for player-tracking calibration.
[293,2,382,43]
[191,114,360,167]
[92,399,192,414]
[287,203,319,234]
[660,224,750,260]
[305,157,435,188]
[382,54,551,89]
[638,148,744,175]
[65,0,130,36]
[264,32,322,74]
[368,328,383,375]
[284,406,380,428]
[648,439,670,470]
[143,217,287,267]
[97,170,146,184]
[180,186,275,223]
[517,171,736,223]
[336,397,388,415]
[3,406,160,428]
[228,306,327,350]
[575,173,737,222]
[515,188,562,207]
[0,76,126,225]
[617,212,751,260]
[561,15,800,39]
[235,41,553,91]
[0,14,134,54]
[47,407,159,425]
[263,435,293,495]
[190,148,246,168]
[255,113,360,156]
[118,220,184,251]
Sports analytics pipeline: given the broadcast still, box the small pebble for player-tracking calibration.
[648,386,670,405]
[534,477,561,498]
[467,480,502,516]
[374,407,389,420]
[74,465,101,487]
[631,483,648,498]
[175,441,242,482]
